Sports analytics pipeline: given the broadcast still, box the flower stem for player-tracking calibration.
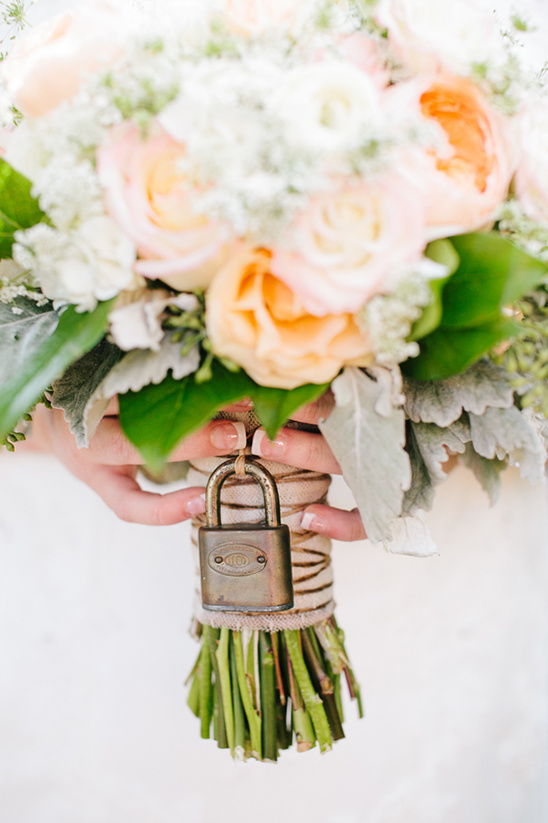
[233,631,262,759]
[229,633,246,759]
[271,631,286,705]
[199,627,213,738]
[206,627,228,749]
[285,629,332,753]
[259,632,278,762]
[302,628,344,741]
[187,669,200,718]
[216,628,235,755]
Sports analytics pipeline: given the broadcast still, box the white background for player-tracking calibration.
[1,1,548,822]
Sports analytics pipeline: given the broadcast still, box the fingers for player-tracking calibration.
[300,504,367,542]
[86,417,247,465]
[251,426,341,475]
[85,465,207,525]
[288,390,335,426]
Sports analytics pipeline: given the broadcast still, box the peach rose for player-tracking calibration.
[97,123,232,291]
[206,247,373,389]
[398,75,514,238]
[1,3,126,118]
[270,173,427,317]
[218,0,316,37]
[338,33,390,89]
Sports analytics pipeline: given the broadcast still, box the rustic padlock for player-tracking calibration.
[198,457,294,613]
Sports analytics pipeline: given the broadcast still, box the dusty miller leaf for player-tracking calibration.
[382,510,440,557]
[469,406,545,483]
[403,417,470,514]
[0,297,58,384]
[319,367,411,543]
[0,299,114,440]
[81,338,200,446]
[51,340,124,445]
[461,443,506,505]
[403,360,514,427]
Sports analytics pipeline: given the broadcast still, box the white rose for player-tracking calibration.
[14,217,138,312]
[514,96,548,225]
[273,62,382,154]
[139,0,214,50]
[109,291,198,351]
[375,0,505,75]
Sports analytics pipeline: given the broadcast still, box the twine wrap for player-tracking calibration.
[188,427,334,631]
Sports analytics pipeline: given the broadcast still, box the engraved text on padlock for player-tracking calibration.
[198,458,294,613]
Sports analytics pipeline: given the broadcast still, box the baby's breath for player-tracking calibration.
[359,271,434,369]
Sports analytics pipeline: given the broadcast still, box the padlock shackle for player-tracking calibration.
[205,458,281,528]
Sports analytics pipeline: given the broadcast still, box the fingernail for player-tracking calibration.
[301,511,329,534]
[251,427,286,458]
[186,492,206,516]
[210,421,247,451]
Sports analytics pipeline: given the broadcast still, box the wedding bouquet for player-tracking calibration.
[0,0,547,761]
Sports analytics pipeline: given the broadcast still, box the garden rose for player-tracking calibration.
[218,0,316,37]
[375,0,504,75]
[339,33,390,89]
[1,2,126,118]
[273,61,382,154]
[403,75,514,237]
[97,123,232,291]
[206,247,373,389]
[270,172,427,316]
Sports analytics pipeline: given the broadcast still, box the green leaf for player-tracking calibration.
[403,318,519,381]
[118,358,329,470]
[0,158,44,258]
[441,233,547,329]
[251,382,329,440]
[408,239,458,343]
[118,361,255,471]
[0,299,114,439]
[409,271,450,342]
[425,238,461,275]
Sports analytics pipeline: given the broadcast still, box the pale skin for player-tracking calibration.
[22,392,367,542]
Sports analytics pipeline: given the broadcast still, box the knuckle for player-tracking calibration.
[107,429,132,464]
[346,510,366,542]
[112,500,135,523]
[303,435,325,472]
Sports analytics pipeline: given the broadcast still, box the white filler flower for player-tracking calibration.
[13,217,138,311]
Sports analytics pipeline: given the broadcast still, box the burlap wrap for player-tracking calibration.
[188,413,334,631]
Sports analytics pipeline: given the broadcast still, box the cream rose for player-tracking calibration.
[273,61,382,154]
[206,247,373,389]
[375,0,504,75]
[217,0,317,37]
[270,172,427,317]
[97,123,232,291]
[1,2,127,118]
[514,96,548,225]
[398,74,514,238]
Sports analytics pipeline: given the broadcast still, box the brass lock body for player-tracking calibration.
[198,458,294,613]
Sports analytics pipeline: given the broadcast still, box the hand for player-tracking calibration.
[23,394,368,541]
[24,402,249,526]
[250,392,367,543]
